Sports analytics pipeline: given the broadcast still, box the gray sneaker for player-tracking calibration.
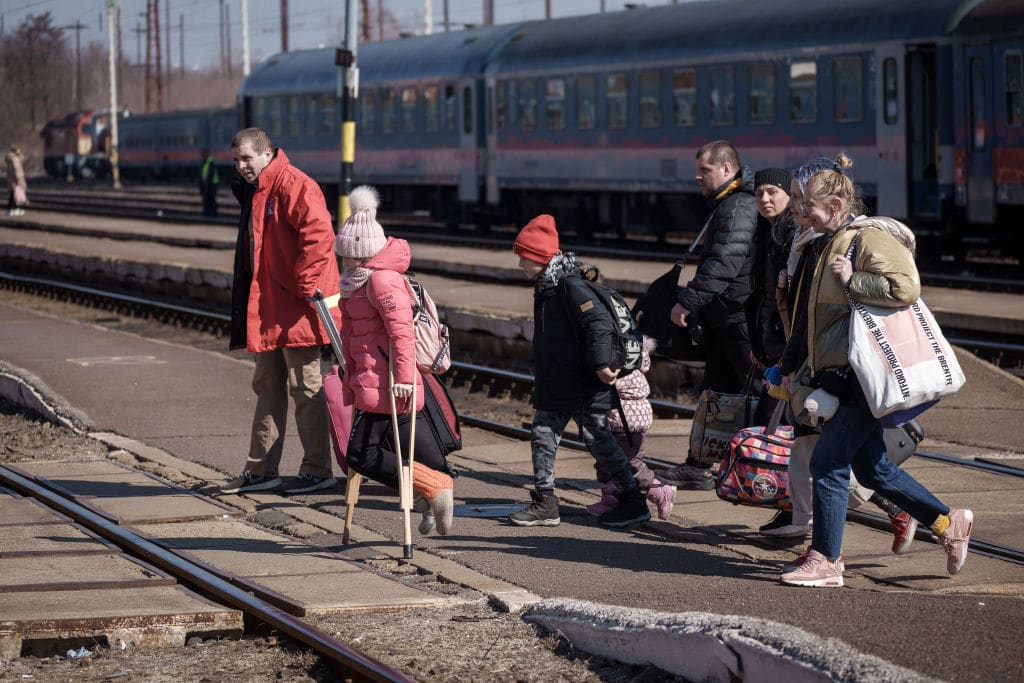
[221,472,282,494]
[414,495,436,535]
[280,473,338,495]
[509,490,560,527]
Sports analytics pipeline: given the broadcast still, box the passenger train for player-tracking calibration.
[43,0,1024,255]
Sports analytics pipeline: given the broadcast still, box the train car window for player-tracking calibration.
[546,78,566,131]
[445,85,457,132]
[305,96,318,136]
[748,64,775,124]
[833,56,863,122]
[270,97,283,136]
[358,91,374,133]
[401,87,417,133]
[1005,52,1023,126]
[709,66,735,126]
[607,73,627,130]
[970,58,986,150]
[639,71,661,128]
[381,88,396,134]
[463,86,473,134]
[883,59,899,125]
[288,97,300,137]
[577,76,596,130]
[673,69,697,127]
[323,95,336,134]
[496,81,508,131]
[789,61,817,123]
[424,85,440,132]
[518,80,537,131]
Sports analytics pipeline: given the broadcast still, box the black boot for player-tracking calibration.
[598,487,651,528]
[509,489,560,527]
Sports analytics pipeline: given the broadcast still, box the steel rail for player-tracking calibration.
[0,465,412,683]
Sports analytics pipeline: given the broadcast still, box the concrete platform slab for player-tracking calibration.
[28,471,178,498]
[0,553,175,593]
[11,459,135,478]
[237,572,456,617]
[81,493,241,525]
[0,585,243,659]
[0,493,70,525]
[0,522,116,557]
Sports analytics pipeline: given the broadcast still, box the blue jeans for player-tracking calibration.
[810,394,948,560]
[530,409,638,495]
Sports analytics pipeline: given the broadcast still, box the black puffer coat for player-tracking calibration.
[677,167,758,328]
[747,210,796,365]
[532,270,616,412]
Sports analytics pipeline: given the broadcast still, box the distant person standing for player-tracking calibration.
[199,149,220,217]
[221,127,340,496]
[5,145,27,216]
[658,140,758,490]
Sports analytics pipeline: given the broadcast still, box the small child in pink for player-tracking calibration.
[588,336,677,519]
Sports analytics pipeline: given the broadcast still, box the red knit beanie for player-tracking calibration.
[513,214,559,265]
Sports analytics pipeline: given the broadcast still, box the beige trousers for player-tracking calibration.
[244,346,333,479]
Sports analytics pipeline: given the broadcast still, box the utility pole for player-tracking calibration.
[107,0,122,189]
[545,0,551,20]
[179,14,184,76]
[64,21,86,111]
[378,0,382,41]
[483,0,493,26]
[155,0,163,112]
[218,0,225,74]
[145,1,152,113]
[281,0,289,52]
[337,0,358,228]
[360,0,370,41]
[424,0,432,34]
[242,0,250,76]
[444,0,449,32]
[225,3,232,75]
[164,0,170,95]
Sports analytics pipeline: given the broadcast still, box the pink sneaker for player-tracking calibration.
[780,549,844,587]
[940,508,974,575]
[646,481,676,520]
[783,547,844,574]
[586,481,618,516]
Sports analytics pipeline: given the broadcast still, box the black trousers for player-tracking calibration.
[346,410,449,490]
[700,319,756,395]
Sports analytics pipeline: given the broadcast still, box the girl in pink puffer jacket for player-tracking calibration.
[336,186,454,535]
[587,336,677,520]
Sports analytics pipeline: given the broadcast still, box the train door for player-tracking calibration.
[484,78,499,205]
[457,78,479,203]
[876,46,908,217]
[907,47,941,218]
[964,44,995,223]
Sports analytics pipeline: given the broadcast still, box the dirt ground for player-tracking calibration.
[0,398,683,683]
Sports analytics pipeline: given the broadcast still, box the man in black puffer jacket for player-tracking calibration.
[661,140,759,490]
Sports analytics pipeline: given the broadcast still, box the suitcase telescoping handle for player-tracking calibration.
[310,289,345,368]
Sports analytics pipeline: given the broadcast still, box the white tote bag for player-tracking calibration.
[843,238,965,419]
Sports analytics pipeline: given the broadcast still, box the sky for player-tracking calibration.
[0,0,675,72]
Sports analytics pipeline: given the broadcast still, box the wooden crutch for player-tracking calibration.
[388,343,417,559]
[309,289,361,545]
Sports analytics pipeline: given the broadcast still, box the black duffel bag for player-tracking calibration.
[631,260,704,361]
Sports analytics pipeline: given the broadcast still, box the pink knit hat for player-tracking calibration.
[336,185,386,259]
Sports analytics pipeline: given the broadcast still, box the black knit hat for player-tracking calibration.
[754,167,793,193]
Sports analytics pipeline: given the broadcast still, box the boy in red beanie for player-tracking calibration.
[509,215,651,528]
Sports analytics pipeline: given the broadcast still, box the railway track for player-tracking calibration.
[0,463,410,682]
[16,185,1024,292]
[1,269,1021,568]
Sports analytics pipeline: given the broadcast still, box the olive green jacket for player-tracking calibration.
[789,217,919,422]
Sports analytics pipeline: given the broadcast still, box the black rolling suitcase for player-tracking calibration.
[884,419,924,466]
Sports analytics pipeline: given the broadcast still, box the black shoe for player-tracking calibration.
[220,472,282,494]
[509,490,560,527]
[759,509,792,533]
[657,463,715,490]
[598,488,651,528]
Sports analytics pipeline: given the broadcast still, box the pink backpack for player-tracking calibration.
[406,277,451,374]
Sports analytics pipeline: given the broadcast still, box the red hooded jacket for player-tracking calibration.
[237,149,341,352]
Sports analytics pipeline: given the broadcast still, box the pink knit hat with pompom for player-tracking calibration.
[335,185,386,259]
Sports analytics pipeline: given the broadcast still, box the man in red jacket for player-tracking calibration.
[221,127,341,495]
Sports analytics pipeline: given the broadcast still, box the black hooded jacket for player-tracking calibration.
[229,172,256,349]
[677,166,758,328]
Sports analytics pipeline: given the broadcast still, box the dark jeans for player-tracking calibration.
[700,320,755,395]
[346,410,449,490]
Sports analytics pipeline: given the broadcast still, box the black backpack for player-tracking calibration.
[564,267,643,375]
